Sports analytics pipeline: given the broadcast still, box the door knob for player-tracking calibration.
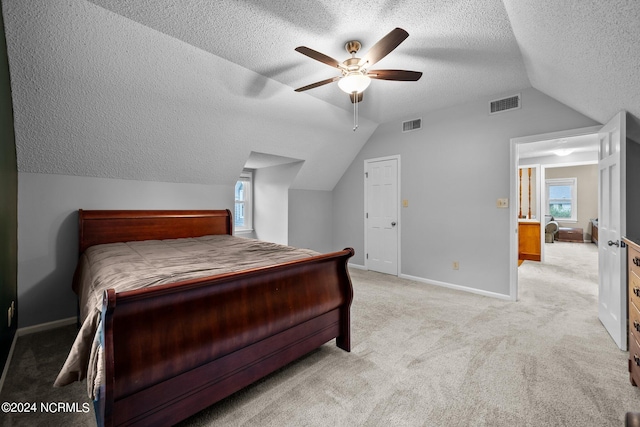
[608,240,619,247]
[391,222,397,227]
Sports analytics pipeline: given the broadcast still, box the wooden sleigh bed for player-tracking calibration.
[59,209,354,427]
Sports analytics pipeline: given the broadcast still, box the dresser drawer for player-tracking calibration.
[630,335,640,386]
[629,245,640,277]
[630,270,640,312]
[631,301,640,344]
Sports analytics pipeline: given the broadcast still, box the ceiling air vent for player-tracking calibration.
[402,118,422,132]
[489,94,521,115]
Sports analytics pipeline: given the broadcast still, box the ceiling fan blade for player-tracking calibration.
[349,92,364,103]
[367,69,423,81]
[358,28,409,69]
[294,76,340,92]
[295,46,342,69]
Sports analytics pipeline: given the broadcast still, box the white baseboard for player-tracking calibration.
[17,317,77,337]
[399,273,512,301]
[349,265,512,301]
[0,317,77,395]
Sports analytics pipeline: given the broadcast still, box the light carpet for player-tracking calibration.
[2,241,639,426]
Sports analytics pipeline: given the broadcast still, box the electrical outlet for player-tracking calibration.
[497,198,509,208]
[453,261,459,270]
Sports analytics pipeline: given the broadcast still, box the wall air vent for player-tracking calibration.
[402,118,422,132]
[489,94,521,114]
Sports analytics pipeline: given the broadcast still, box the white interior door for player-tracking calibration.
[598,111,627,350]
[365,157,399,275]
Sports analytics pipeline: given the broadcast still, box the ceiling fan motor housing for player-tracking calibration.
[345,40,362,55]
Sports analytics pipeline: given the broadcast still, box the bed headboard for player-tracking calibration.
[78,209,232,253]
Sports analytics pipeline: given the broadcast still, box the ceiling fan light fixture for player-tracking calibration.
[338,72,371,94]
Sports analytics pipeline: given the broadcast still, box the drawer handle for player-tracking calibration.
[635,354,640,367]
[635,321,640,332]
[635,288,640,297]
[634,257,640,267]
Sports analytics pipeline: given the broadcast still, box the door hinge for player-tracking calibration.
[366,212,368,219]
[365,172,368,178]
[366,253,368,259]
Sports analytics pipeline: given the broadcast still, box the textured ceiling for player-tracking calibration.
[502,0,640,125]
[84,0,531,124]
[2,0,639,190]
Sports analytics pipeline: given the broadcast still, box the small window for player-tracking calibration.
[546,178,577,221]
[235,171,253,232]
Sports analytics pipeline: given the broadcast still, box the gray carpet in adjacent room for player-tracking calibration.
[2,242,639,426]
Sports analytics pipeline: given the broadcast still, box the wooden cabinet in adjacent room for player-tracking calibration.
[518,222,541,262]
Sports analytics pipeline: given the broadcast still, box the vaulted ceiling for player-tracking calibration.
[2,0,639,190]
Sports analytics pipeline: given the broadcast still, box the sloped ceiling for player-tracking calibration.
[82,0,531,124]
[502,0,640,125]
[2,0,639,190]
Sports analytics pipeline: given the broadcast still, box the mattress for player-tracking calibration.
[53,234,319,393]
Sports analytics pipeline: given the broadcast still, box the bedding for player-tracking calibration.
[54,234,319,391]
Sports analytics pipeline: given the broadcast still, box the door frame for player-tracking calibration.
[509,125,602,301]
[364,155,401,275]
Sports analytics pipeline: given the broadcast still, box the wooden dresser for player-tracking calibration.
[624,237,640,386]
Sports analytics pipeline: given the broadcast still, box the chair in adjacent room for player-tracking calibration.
[544,215,559,243]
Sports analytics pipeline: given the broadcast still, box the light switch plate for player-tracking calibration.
[497,198,509,208]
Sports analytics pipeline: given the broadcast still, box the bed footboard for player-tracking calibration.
[97,248,354,427]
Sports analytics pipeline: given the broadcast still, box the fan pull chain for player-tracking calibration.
[353,91,358,131]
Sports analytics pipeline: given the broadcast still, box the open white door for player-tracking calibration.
[598,111,627,350]
[365,156,399,275]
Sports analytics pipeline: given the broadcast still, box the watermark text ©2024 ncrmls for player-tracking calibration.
[2,401,91,414]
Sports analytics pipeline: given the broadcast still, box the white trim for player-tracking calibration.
[399,274,511,301]
[347,263,367,270]
[17,317,76,337]
[510,140,519,301]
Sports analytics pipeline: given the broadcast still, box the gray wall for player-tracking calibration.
[289,189,333,253]
[17,173,233,328]
[0,0,17,371]
[332,87,599,297]
[253,162,303,245]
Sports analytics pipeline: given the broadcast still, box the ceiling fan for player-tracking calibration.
[294,28,422,104]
